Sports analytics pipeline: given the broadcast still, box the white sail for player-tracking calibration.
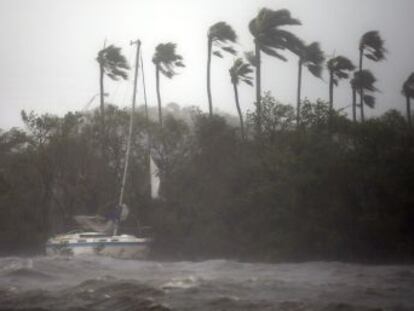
[120,203,129,221]
[150,155,160,199]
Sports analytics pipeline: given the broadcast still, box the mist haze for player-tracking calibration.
[1,1,414,310]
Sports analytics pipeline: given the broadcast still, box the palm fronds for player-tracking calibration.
[249,8,301,61]
[152,43,185,79]
[209,22,238,58]
[229,58,254,86]
[97,45,130,80]
[327,56,355,85]
[360,31,387,62]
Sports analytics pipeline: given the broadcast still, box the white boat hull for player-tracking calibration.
[46,232,151,259]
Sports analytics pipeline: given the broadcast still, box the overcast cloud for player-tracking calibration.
[0,0,413,129]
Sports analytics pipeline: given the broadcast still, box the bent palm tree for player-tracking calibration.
[229,58,253,140]
[152,43,185,127]
[292,41,325,126]
[358,31,386,121]
[249,8,301,127]
[402,73,414,128]
[327,56,355,127]
[351,70,377,122]
[207,22,237,116]
[96,45,129,129]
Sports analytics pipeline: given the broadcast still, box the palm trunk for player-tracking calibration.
[352,87,357,122]
[155,64,163,128]
[99,63,105,132]
[296,58,303,127]
[255,42,261,130]
[207,37,213,117]
[233,82,245,140]
[360,93,365,122]
[407,95,412,128]
[98,62,107,157]
[329,70,334,130]
[359,49,365,122]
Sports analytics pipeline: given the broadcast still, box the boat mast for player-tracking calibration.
[140,51,153,199]
[114,39,141,236]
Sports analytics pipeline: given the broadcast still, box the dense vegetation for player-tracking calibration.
[1,95,413,262]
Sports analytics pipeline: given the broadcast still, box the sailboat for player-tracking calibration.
[46,40,159,259]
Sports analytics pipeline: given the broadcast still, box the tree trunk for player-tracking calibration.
[360,93,365,122]
[352,87,357,122]
[98,62,107,157]
[359,48,365,122]
[255,42,261,130]
[207,37,213,117]
[407,95,412,129]
[99,64,104,116]
[296,58,303,127]
[329,70,334,130]
[156,64,163,128]
[233,83,245,140]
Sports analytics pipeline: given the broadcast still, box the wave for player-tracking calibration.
[0,278,170,311]
[0,256,413,310]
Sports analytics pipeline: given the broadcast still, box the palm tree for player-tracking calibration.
[292,41,325,126]
[402,73,414,128]
[229,58,253,140]
[96,45,129,128]
[249,8,301,127]
[207,22,237,116]
[152,43,185,127]
[351,70,377,122]
[327,56,355,127]
[358,31,386,121]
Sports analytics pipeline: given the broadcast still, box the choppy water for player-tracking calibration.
[0,256,413,310]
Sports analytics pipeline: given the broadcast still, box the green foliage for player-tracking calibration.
[1,99,414,262]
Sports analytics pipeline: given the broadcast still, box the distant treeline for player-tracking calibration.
[1,95,413,262]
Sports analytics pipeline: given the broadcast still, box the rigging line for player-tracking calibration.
[141,48,153,156]
[118,39,141,209]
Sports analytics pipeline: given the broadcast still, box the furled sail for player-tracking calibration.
[150,154,160,199]
[73,216,114,234]
[73,204,129,234]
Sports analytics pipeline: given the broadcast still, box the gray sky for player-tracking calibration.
[0,0,413,129]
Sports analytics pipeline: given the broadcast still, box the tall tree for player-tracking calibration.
[152,43,185,127]
[327,56,355,127]
[207,22,237,116]
[229,58,254,140]
[292,41,325,126]
[249,8,301,128]
[358,31,386,121]
[351,70,377,121]
[96,45,129,129]
[402,73,414,128]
